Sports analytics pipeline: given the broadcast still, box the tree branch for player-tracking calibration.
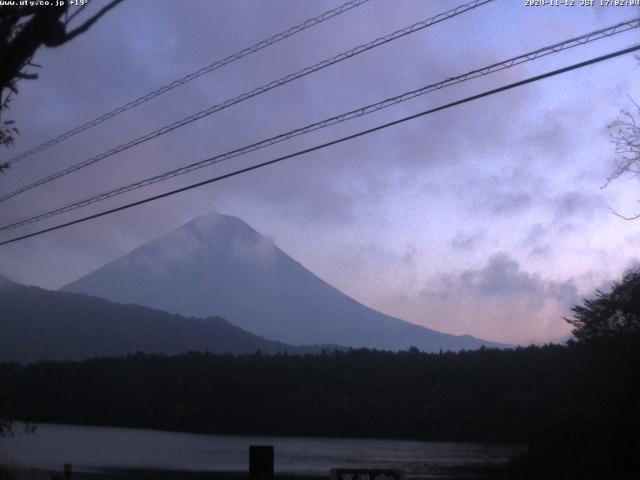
[64,0,125,42]
[607,206,640,221]
[65,4,87,25]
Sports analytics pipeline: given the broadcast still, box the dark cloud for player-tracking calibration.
[551,191,603,222]
[402,244,418,266]
[459,164,549,219]
[516,191,604,252]
[528,244,553,259]
[451,231,485,251]
[488,192,533,215]
[522,223,549,246]
[423,253,579,311]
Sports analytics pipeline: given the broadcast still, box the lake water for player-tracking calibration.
[0,424,523,477]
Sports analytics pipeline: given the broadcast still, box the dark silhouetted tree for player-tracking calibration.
[518,269,640,479]
[0,1,124,171]
[605,58,640,219]
[567,267,640,342]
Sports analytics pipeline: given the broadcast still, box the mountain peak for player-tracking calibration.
[62,212,508,351]
[184,212,264,243]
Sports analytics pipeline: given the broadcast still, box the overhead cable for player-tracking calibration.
[0,0,495,202]
[2,0,373,167]
[2,16,638,232]
[1,43,638,247]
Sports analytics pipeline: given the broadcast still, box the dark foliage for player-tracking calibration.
[567,267,640,341]
[0,464,15,480]
[0,345,574,443]
[512,269,640,479]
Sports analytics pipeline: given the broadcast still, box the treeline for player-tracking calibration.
[0,345,575,443]
[1,338,639,478]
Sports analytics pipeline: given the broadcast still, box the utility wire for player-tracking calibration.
[1,43,638,247]
[2,16,638,232]
[0,0,495,203]
[2,0,372,167]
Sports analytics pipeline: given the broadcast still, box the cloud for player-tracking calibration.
[551,191,603,222]
[424,253,578,308]
[451,231,485,251]
[528,244,553,259]
[488,192,533,215]
[402,243,418,266]
[459,164,549,219]
[522,223,549,246]
[418,253,580,343]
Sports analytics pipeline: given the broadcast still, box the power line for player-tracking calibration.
[1,43,638,247]
[2,0,372,167]
[0,0,495,203]
[2,16,638,233]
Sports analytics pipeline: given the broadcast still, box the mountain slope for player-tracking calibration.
[62,213,508,351]
[0,275,323,363]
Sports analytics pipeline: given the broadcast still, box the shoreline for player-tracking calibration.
[8,468,322,480]
[10,466,510,480]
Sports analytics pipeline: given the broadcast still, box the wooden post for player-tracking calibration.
[249,445,274,480]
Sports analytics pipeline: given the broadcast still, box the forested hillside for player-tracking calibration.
[0,346,571,442]
[0,275,328,362]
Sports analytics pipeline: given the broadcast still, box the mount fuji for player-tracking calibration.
[62,213,507,351]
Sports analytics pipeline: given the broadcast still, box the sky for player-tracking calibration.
[1,0,639,345]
